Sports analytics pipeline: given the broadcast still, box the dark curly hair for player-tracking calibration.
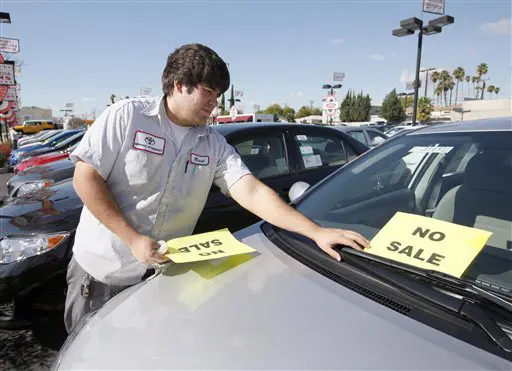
[162,43,230,96]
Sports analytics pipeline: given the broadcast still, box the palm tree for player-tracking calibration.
[487,85,495,99]
[471,76,479,99]
[434,85,443,107]
[439,70,453,106]
[476,63,489,100]
[431,71,440,104]
[452,67,465,105]
[495,87,500,99]
[465,75,471,99]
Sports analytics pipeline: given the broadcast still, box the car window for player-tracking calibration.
[367,131,387,145]
[348,131,368,145]
[233,133,290,178]
[295,131,512,294]
[293,132,349,170]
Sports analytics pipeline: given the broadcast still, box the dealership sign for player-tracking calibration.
[0,37,19,53]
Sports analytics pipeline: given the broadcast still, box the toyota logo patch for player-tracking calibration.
[145,136,156,145]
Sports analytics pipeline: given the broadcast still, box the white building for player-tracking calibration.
[20,106,53,121]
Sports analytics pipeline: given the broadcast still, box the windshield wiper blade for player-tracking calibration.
[341,248,512,312]
[340,248,512,352]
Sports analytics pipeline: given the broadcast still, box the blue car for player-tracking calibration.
[8,129,84,168]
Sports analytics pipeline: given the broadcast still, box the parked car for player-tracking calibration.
[13,142,79,175]
[4,156,76,201]
[335,125,389,147]
[16,129,62,148]
[8,130,84,168]
[0,122,367,340]
[13,120,56,135]
[53,117,512,369]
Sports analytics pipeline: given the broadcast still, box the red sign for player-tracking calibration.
[0,85,8,101]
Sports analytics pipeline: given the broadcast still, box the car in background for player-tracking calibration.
[13,143,79,175]
[0,122,367,340]
[16,129,62,148]
[13,120,56,135]
[8,130,84,168]
[54,117,512,369]
[5,156,77,201]
[335,125,389,147]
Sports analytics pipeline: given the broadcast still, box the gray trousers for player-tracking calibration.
[64,257,130,334]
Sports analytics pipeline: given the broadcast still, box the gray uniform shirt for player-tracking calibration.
[70,95,251,285]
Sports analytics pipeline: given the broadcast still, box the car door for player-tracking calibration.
[194,127,295,234]
[287,126,359,189]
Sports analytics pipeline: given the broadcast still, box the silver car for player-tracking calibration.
[54,118,512,370]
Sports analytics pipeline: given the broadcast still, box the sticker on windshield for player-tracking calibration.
[161,228,256,264]
[409,145,453,154]
[367,212,492,278]
[300,146,314,155]
[250,146,260,155]
[303,154,322,168]
[296,135,308,141]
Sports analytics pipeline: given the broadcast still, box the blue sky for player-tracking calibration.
[1,0,511,117]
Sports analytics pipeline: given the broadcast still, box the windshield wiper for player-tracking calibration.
[339,248,512,352]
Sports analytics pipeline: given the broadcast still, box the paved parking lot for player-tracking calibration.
[0,170,59,370]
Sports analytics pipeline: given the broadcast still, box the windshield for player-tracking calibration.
[53,132,84,148]
[295,130,512,295]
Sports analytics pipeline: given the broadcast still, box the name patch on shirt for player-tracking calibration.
[133,130,165,155]
[190,153,209,166]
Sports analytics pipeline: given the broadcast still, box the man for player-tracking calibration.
[65,43,369,333]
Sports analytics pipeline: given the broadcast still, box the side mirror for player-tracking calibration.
[288,181,310,203]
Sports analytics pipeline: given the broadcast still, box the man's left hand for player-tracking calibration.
[313,228,370,261]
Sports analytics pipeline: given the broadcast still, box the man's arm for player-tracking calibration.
[73,160,166,264]
[229,174,369,261]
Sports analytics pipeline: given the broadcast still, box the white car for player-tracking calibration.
[54,118,512,370]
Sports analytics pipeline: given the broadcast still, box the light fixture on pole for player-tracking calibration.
[322,84,342,95]
[392,15,454,125]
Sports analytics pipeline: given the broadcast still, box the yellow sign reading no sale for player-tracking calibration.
[163,228,256,263]
[368,212,492,278]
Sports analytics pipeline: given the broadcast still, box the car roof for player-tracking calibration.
[211,122,337,136]
[407,117,512,135]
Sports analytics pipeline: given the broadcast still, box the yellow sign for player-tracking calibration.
[368,212,492,277]
[163,228,256,263]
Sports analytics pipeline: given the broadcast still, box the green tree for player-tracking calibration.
[339,90,355,122]
[282,106,296,122]
[476,63,489,100]
[311,107,322,115]
[465,75,471,100]
[296,106,313,119]
[452,67,465,105]
[219,93,228,115]
[495,87,500,99]
[417,97,433,123]
[487,85,495,99]
[380,89,406,122]
[431,71,440,103]
[262,104,284,121]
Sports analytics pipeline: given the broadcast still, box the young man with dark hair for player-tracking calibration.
[64,43,369,333]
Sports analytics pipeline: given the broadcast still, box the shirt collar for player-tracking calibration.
[142,94,208,137]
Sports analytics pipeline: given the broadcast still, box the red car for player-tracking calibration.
[14,143,78,174]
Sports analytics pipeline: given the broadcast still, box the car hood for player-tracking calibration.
[22,157,74,175]
[56,224,510,370]
[14,143,46,153]
[0,179,82,236]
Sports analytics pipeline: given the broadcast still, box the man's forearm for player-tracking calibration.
[230,175,321,239]
[73,161,140,246]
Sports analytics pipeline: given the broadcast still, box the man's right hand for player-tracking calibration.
[128,234,168,265]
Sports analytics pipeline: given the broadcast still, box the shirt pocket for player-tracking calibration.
[124,149,162,187]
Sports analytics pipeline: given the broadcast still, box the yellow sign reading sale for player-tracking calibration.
[368,212,492,277]
[163,228,256,263]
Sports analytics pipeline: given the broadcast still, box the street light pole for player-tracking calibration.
[393,15,454,125]
[411,30,423,126]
